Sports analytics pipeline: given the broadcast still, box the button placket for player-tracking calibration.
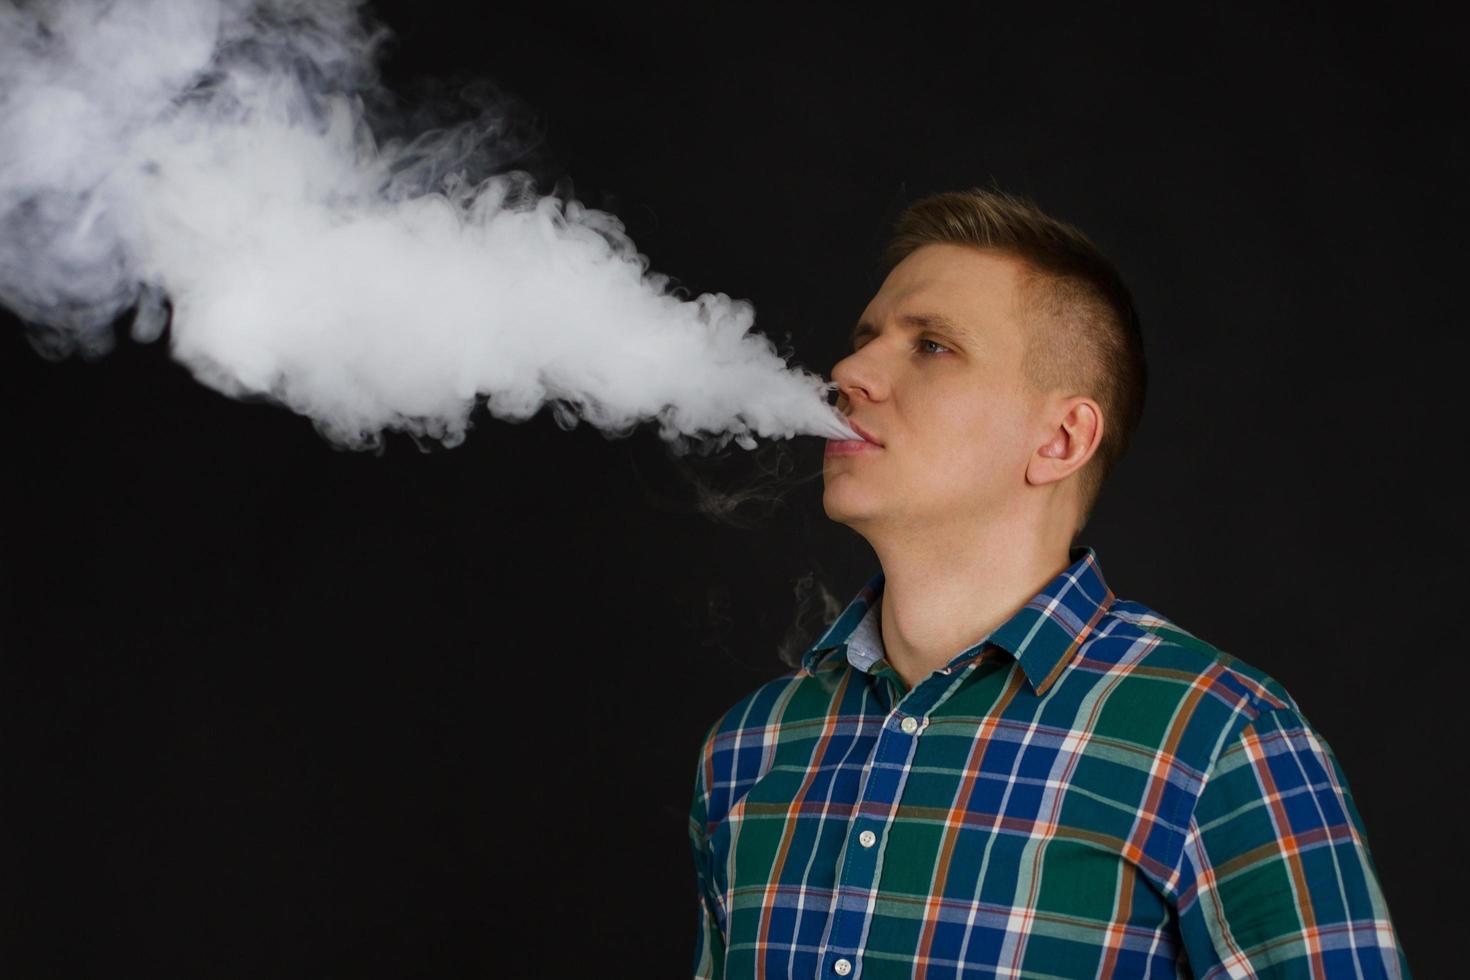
[822,712,922,975]
[822,671,954,973]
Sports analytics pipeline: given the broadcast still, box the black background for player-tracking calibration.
[2,2,1457,976]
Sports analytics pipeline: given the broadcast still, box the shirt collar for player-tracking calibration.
[800,546,1116,697]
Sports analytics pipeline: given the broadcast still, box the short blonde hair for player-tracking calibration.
[881,187,1147,535]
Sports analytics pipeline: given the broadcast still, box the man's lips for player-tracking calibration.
[825,419,883,456]
[843,420,883,446]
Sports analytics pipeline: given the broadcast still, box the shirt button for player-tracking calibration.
[834,958,853,976]
[900,716,919,734]
[858,830,877,848]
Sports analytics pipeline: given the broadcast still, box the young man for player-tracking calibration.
[688,189,1409,978]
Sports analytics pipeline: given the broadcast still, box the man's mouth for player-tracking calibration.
[826,418,883,456]
[843,420,883,446]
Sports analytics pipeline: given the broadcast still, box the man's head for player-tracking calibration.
[822,188,1146,544]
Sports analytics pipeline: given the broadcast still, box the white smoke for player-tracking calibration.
[0,0,860,450]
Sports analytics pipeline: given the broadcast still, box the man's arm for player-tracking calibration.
[1173,705,1411,978]
[692,863,725,980]
[690,734,726,979]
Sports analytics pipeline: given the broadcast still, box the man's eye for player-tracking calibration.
[918,339,951,355]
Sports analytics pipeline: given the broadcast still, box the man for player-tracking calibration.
[688,188,1409,978]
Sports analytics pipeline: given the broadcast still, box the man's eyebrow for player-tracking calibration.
[850,312,973,347]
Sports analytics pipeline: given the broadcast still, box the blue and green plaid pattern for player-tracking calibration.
[689,547,1408,978]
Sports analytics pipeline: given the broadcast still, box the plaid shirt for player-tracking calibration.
[689,546,1409,979]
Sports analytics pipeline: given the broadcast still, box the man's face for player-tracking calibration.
[823,243,1049,535]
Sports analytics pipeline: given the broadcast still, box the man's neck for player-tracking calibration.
[872,518,1073,691]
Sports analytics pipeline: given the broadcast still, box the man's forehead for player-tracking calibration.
[855,250,1026,343]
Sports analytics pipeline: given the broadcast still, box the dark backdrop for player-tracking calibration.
[2,2,1455,976]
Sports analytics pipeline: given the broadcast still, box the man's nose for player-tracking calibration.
[831,349,886,409]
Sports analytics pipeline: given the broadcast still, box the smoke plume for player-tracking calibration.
[0,0,860,451]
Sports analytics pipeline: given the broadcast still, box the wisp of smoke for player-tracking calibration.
[776,570,845,668]
[0,0,861,451]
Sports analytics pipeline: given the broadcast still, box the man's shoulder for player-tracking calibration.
[698,663,837,751]
[693,666,843,827]
[1081,597,1327,816]
[1102,597,1302,718]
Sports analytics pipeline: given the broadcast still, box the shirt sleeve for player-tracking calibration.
[690,736,726,980]
[1173,705,1411,978]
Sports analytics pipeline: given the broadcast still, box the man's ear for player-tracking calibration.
[1026,395,1102,488]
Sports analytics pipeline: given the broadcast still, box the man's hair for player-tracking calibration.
[880,187,1147,536]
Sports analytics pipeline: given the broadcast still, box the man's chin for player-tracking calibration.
[821,488,880,527]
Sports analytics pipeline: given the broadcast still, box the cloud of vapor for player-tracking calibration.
[0,0,860,451]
